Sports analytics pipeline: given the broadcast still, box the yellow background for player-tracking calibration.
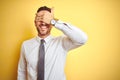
[0,0,120,80]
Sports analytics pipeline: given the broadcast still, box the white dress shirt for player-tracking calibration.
[17,20,88,80]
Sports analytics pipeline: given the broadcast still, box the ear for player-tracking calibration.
[34,13,37,23]
[35,13,37,16]
[34,20,37,27]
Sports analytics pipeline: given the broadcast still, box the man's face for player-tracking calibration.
[34,10,52,37]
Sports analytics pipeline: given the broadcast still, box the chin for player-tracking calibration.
[39,32,49,36]
[40,31,47,35]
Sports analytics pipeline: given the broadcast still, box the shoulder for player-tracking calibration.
[53,35,65,40]
[51,35,66,43]
[22,37,37,47]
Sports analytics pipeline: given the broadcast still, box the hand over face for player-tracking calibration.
[35,8,54,24]
[42,11,54,24]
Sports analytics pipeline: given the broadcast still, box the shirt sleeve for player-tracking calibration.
[54,20,88,51]
[17,43,27,80]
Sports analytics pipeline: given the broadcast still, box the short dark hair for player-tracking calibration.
[37,6,51,13]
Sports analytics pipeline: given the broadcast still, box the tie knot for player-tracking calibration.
[41,39,45,44]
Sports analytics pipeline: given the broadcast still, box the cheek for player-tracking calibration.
[48,26,52,31]
[35,22,40,26]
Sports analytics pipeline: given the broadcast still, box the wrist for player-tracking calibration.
[50,18,59,26]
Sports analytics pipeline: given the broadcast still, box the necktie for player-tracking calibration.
[37,39,45,80]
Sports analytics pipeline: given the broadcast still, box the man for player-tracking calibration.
[17,6,88,80]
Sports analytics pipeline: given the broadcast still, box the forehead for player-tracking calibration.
[36,10,50,16]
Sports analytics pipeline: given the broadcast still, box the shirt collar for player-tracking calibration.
[36,35,53,44]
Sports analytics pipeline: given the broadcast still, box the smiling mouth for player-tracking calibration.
[40,22,49,26]
[39,22,50,29]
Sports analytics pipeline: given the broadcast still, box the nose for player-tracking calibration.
[39,21,45,26]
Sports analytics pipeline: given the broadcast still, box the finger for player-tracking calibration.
[51,7,54,14]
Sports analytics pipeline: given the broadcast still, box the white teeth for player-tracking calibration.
[41,26,47,29]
